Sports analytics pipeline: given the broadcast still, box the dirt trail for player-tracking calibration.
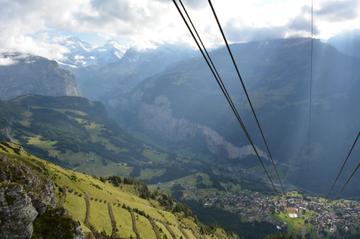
[190,228,201,239]
[162,222,176,239]
[148,217,161,239]
[84,194,91,227]
[108,203,117,238]
[84,193,97,239]
[179,226,191,239]
[130,210,141,239]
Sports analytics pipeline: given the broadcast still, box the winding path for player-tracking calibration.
[84,194,91,227]
[108,203,117,238]
[148,218,161,239]
[179,226,191,239]
[190,228,201,239]
[84,193,97,238]
[130,210,141,239]
[162,222,176,239]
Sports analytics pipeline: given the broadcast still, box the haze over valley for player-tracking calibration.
[1,0,360,238]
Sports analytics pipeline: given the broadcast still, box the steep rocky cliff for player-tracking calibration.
[0,53,79,100]
[0,183,38,239]
[0,144,83,239]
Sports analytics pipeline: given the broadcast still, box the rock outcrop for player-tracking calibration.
[0,53,80,100]
[133,96,267,160]
[0,183,38,239]
[0,151,83,239]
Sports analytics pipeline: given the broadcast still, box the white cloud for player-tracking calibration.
[316,0,360,21]
[0,0,359,59]
[0,57,17,66]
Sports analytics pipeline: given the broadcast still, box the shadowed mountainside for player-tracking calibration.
[0,53,79,100]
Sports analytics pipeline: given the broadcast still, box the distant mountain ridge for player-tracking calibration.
[56,36,127,68]
[108,38,360,196]
[3,36,360,196]
[72,44,196,101]
[0,52,79,100]
[328,31,360,59]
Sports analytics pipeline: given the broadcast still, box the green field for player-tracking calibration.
[112,207,137,238]
[88,200,113,235]
[135,213,157,239]
[276,211,317,238]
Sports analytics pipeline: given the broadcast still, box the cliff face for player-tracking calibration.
[133,96,267,160]
[0,154,52,239]
[0,148,83,239]
[0,183,38,239]
[0,53,79,100]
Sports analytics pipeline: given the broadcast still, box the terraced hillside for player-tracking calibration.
[0,142,234,239]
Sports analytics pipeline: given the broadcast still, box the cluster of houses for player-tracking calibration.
[198,190,360,237]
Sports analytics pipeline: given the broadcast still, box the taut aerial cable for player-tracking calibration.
[207,0,284,192]
[172,0,277,192]
[306,0,315,174]
[328,132,360,196]
[340,157,360,193]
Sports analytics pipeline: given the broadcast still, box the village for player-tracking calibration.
[197,190,360,237]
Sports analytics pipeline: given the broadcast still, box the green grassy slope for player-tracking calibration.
[0,142,234,239]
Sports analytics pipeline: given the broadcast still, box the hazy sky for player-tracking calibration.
[0,0,359,59]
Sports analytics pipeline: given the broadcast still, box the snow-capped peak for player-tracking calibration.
[58,36,93,52]
[55,37,128,68]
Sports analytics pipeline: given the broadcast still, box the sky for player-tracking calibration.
[0,0,359,59]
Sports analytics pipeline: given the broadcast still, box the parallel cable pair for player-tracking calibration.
[207,0,284,193]
[308,1,360,197]
[172,0,283,192]
[173,0,360,197]
[328,132,360,196]
[308,0,360,197]
[307,0,314,171]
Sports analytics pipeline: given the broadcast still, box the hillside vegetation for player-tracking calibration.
[0,142,234,239]
[0,95,252,193]
[0,95,146,173]
[111,38,360,195]
[0,95,274,195]
[0,95,183,179]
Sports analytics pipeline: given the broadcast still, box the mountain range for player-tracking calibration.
[78,37,360,196]
[2,34,360,195]
[328,30,360,59]
[55,37,127,68]
[2,32,360,238]
[1,34,360,196]
[72,44,196,102]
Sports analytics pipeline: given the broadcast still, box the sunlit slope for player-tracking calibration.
[0,142,233,239]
